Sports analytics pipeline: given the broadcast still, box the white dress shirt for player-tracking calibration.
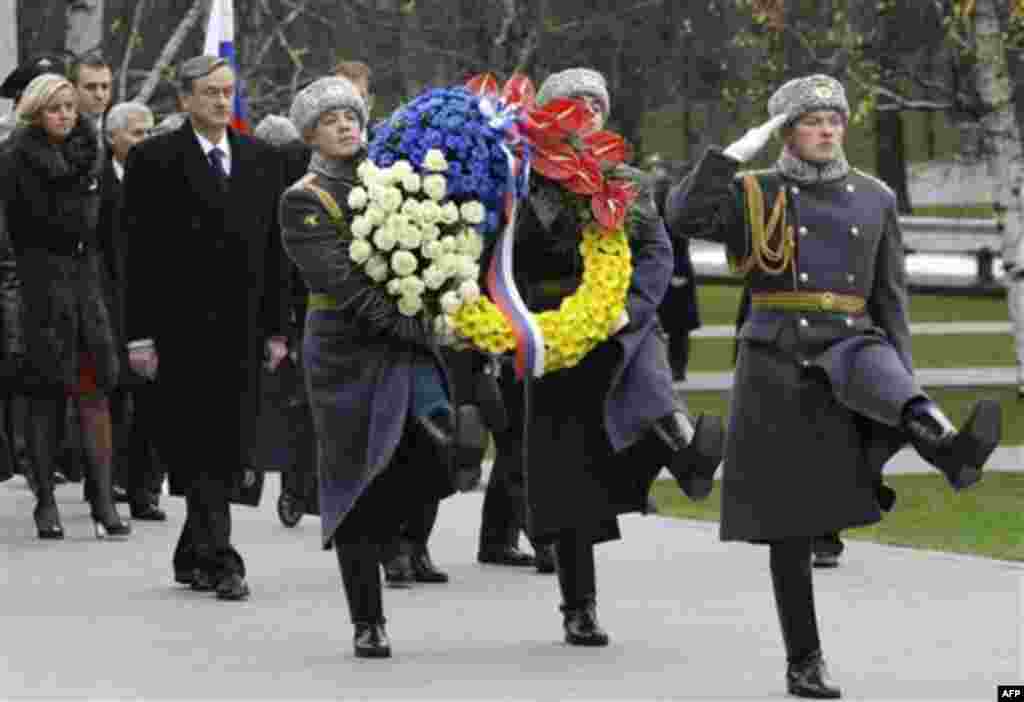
[194,130,232,176]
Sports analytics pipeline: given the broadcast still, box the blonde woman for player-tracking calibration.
[0,73,129,539]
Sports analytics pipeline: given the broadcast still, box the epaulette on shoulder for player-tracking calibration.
[852,168,896,199]
[285,172,318,194]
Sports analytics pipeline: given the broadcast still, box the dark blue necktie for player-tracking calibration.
[208,146,228,184]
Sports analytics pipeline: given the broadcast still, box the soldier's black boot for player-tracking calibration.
[902,398,1000,491]
[770,540,839,699]
[337,542,391,659]
[787,652,841,699]
[555,533,608,646]
[416,405,487,492]
[650,411,724,500]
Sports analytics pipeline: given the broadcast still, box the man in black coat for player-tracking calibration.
[121,55,288,602]
[99,100,166,521]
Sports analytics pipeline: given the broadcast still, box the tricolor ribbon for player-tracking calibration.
[470,76,545,378]
[486,146,544,379]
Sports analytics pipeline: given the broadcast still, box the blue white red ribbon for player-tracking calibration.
[485,140,545,379]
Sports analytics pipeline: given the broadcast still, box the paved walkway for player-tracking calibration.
[0,473,1019,700]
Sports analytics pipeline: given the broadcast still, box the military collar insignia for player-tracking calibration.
[304,213,319,227]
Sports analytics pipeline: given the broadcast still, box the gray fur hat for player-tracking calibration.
[253,114,300,146]
[536,67,610,116]
[289,77,368,137]
[768,74,849,125]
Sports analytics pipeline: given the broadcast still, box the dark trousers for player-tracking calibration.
[401,499,438,546]
[770,539,822,664]
[172,472,245,580]
[113,385,164,508]
[479,363,529,550]
[554,530,596,608]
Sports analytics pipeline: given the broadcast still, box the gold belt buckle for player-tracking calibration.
[820,292,835,311]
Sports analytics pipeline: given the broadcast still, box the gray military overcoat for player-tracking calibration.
[665,148,921,542]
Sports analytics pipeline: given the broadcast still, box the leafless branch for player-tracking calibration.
[133,0,210,104]
[118,0,149,100]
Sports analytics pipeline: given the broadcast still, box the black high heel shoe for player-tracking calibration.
[90,506,131,539]
[33,501,64,540]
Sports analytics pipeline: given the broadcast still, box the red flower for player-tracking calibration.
[465,72,637,230]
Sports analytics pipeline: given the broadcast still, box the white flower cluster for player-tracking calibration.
[347,149,485,339]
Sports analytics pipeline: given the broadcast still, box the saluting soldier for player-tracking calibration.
[664,74,1001,699]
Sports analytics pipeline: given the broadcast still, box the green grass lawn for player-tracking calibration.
[681,387,1023,445]
[650,472,1024,562]
[688,333,1016,373]
[695,284,1009,327]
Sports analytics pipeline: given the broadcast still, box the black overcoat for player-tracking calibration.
[279,157,454,549]
[665,148,917,542]
[0,121,119,393]
[120,121,287,493]
[509,185,676,545]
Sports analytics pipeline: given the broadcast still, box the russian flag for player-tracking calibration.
[203,0,249,133]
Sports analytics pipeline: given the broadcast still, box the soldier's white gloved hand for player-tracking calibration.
[722,113,791,163]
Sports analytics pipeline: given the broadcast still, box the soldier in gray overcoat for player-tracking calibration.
[664,74,1002,699]
[279,77,488,659]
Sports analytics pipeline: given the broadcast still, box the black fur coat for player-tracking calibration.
[0,118,118,392]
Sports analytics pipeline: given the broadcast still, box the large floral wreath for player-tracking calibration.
[365,73,639,376]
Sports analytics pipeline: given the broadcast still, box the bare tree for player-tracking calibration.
[133,0,210,104]
[66,0,105,58]
[0,0,17,113]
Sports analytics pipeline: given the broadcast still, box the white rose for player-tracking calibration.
[364,255,390,283]
[368,183,388,205]
[400,198,421,220]
[439,235,457,254]
[421,224,441,243]
[386,278,403,296]
[357,160,379,184]
[381,187,403,213]
[365,204,387,227]
[423,265,447,290]
[422,174,447,201]
[393,160,415,179]
[460,201,486,225]
[350,215,373,239]
[440,290,463,315]
[347,186,369,210]
[401,175,421,196]
[440,202,460,225]
[421,240,444,260]
[423,148,449,172]
[349,238,373,264]
[373,227,398,252]
[433,314,451,337]
[458,279,481,303]
[387,213,410,231]
[391,250,419,277]
[397,294,423,316]
[397,224,423,250]
[462,229,484,259]
[418,200,442,225]
[456,256,479,281]
[399,275,426,298]
[438,252,459,278]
